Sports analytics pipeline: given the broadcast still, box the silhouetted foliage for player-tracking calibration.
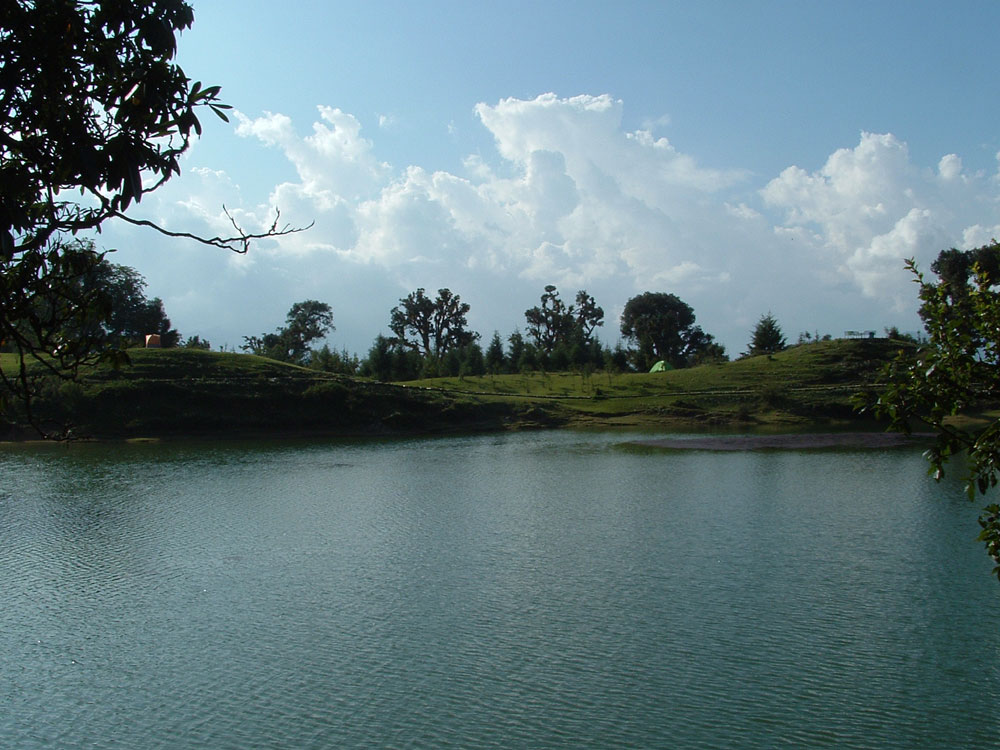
[573,290,605,342]
[79,257,179,347]
[620,292,724,369]
[525,285,574,354]
[870,243,1000,578]
[182,335,211,350]
[242,300,334,364]
[361,335,394,381]
[507,329,526,373]
[0,1,306,433]
[744,312,787,357]
[134,298,180,348]
[883,326,918,344]
[309,344,359,375]
[0,237,187,429]
[485,331,506,374]
[524,285,603,355]
[389,288,477,358]
[930,244,1000,293]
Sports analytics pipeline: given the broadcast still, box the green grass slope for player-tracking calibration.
[2,338,907,440]
[3,348,526,439]
[400,338,908,428]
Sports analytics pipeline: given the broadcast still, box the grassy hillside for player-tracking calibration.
[399,337,908,428]
[1,337,908,440]
[1,348,526,440]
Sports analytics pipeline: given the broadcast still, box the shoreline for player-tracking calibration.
[631,431,935,451]
[0,419,927,449]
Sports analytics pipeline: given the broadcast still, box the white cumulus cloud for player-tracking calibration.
[107,97,1000,356]
[236,106,390,201]
[762,131,1000,308]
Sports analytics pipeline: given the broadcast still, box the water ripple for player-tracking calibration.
[1,434,998,748]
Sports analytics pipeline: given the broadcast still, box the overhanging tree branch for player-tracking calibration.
[865,245,1000,577]
[0,1,313,437]
[113,206,313,254]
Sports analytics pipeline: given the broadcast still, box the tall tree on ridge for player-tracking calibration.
[744,312,787,357]
[620,292,723,369]
[389,288,478,359]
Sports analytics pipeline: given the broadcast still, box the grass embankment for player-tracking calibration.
[401,337,907,429]
[1,348,526,440]
[2,337,908,440]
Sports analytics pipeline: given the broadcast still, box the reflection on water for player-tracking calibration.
[1,431,998,749]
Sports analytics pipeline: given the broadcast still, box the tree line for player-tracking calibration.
[234,285,797,381]
[5,240,800,382]
[233,284,738,381]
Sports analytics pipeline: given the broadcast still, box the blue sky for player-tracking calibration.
[100,0,1000,356]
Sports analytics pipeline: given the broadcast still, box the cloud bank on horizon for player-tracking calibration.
[111,92,1000,355]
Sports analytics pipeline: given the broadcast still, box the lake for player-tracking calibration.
[1,430,998,749]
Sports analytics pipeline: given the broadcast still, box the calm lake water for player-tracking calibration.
[1,430,998,749]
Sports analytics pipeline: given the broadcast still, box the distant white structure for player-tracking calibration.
[843,330,876,339]
[145,334,162,348]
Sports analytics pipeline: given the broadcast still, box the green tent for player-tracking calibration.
[649,360,673,373]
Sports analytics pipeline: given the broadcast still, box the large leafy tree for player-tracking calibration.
[94,261,147,339]
[524,285,575,354]
[620,292,723,369]
[130,297,179,347]
[1,1,304,431]
[1,237,116,428]
[524,285,603,354]
[283,300,334,363]
[871,242,1000,578]
[573,290,604,342]
[242,300,334,365]
[389,288,477,359]
[930,245,1000,290]
[85,253,179,346]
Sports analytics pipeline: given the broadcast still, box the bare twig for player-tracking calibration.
[112,206,312,253]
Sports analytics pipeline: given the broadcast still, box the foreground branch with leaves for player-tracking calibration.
[870,243,1000,577]
[1,1,308,434]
